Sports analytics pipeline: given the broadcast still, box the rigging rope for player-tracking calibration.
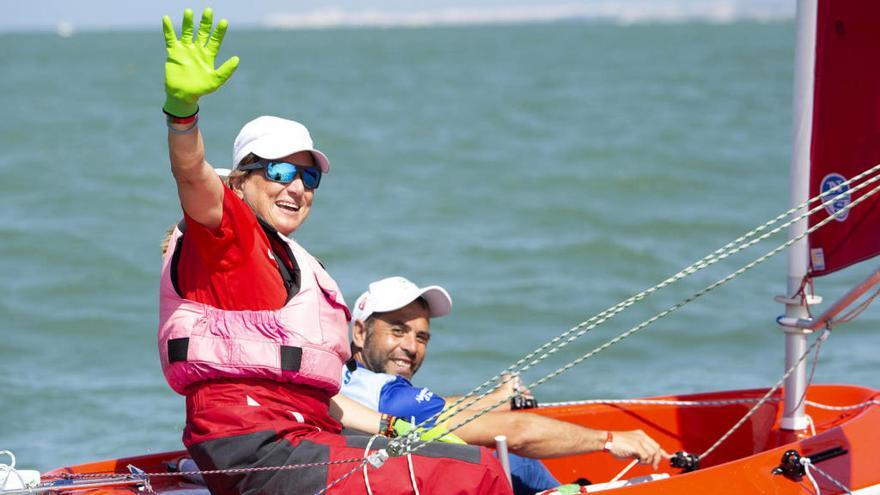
[831,286,880,327]
[314,461,369,495]
[539,397,880,411]
[30,165,880,494]
[360,436,382,495]
[697,329,828,461]
[802,457,854,495]
[397,168,880,460]
[415,165,880,435]
[40,458,368,481]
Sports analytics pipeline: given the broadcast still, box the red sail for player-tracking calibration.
[808,1,880,276]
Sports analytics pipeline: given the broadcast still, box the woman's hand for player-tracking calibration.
[163,8,239,117]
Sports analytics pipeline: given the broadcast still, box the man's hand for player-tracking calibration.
[392,418,466,444]
[606,429,668,470]
[479,373,531,412]
[162,8,239,117]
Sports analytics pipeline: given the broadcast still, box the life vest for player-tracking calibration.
[157,220,352,395]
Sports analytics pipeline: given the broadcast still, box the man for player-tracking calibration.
[341,276,667,495]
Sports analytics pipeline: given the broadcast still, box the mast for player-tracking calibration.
[777,0,819,431]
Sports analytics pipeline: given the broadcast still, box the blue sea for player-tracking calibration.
[1,18,877,471]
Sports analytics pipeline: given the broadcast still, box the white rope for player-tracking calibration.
[417,177,880,453]
[802,458,854,494]
[805,399,880,411]
[0,451,26,491]
[540,398,784,407]
[426,176,880,452]
[805,415,816,437]
[315,460,369,495]
[697,329,829,461]
[420,166,880,435]
[405,452,421,495]
[148,162,880,494]
[83,164,878,495]
[802,457,823,495]
[539,397,880,411]
[362,435,420,495]
[610,458,640,483]
[831,286,880,326]
[361,436,382,495]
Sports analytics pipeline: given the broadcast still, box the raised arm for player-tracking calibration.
[163,8,239,228]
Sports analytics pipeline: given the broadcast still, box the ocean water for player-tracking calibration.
[1,19,877,471]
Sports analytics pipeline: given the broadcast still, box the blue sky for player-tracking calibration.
[4,0,793,32]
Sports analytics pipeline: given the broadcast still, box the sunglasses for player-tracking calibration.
[239,160,322,189]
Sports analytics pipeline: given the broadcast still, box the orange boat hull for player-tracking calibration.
[534,384,880,493]
[44,384,880,494]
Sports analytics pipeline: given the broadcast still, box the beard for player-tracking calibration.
[361,333,421,380]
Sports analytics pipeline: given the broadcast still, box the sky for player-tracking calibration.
[3,0,793,32]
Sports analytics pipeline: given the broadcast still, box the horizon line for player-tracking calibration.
[2,2,794,35]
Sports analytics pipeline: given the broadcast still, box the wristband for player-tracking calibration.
[380,414,398,438]
[167,113,198,125]
[166,114,199,135]
[602,431,614,453]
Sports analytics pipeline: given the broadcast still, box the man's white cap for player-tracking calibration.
[232,116,331,173]
[351,276,452,323]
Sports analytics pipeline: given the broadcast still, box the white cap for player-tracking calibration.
[232,116,331,173]
[351,276,452,323]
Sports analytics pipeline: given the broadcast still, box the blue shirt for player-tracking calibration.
[341,363,447,426]
[341,362,559,495]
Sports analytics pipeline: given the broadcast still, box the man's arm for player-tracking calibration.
[329,393,383,434]
[450,410,665,469]
[330,394,463,443]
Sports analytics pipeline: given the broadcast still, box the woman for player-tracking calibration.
[158,8,512,495]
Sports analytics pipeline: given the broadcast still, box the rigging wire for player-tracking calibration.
[397,173,880,458]
[538,397,880,411]
[697,329,828,462]
[30,166,880,494]
[831,286,880,326]
[314,461,369,495]
[802,458,854,495]
[417,165,880,432]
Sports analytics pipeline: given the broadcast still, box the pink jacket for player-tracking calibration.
[158,226,351,395]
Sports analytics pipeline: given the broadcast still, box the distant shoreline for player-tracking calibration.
[1,2,794,35]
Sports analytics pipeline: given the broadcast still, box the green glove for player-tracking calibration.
[392,418,466,445]
[162,8,239,117]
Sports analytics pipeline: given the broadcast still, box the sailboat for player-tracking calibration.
[3,0,879,494]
